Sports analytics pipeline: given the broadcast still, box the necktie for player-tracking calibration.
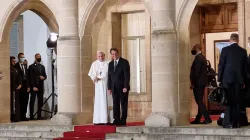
[22,64,26,79]
[114,60,117,72]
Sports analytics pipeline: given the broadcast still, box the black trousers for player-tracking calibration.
[19,81,29,120]
[112,89,129,122]
[30,86,44,118]
[223,83,244,127]
[193,85,211,121]
[11,89,20,122]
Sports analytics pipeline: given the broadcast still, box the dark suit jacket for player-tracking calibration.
[108,57,130,92]
[28,63,47,88]
[190,53,208,86]
[10,66,22,91]
[15,62,29,86]
[218,43,247,84]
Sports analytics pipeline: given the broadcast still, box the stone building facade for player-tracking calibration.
[0,0,248,127]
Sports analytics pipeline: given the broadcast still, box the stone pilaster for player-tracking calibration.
[238,0,246,48]
[145,0,177,127]
[51,0,81,125]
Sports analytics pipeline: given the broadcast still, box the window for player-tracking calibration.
[10,22,19,58]
[121,12,146,93]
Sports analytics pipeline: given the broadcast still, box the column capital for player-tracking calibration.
[145,112,171,127]
[152,29,176,35]
[58,36,80,41]
[51,112,76,125]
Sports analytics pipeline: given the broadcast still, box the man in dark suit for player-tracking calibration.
[15,53,30,121]
[108,48,130,125]
[190,44,212,124]
[218,33,248,128]
[28,53,47,120]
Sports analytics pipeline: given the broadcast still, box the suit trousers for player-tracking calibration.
[30,86,44,118]
[19,81,29,120]
[193,85,211,121]
[112,89,129,122]
[223,83,243,127]
[11,89,20,122]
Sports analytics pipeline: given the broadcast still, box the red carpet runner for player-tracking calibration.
[53,122,145,140]
[54,116,219,140]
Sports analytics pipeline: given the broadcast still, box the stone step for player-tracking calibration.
[0,131,63,138]
[0,137,52,140]
[0,125,73,132]
[106,133,250,140]
[116,126,250,136]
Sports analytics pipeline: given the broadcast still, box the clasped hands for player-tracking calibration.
[93,76,101,83]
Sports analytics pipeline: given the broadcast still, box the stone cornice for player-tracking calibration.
[197,0,237,5]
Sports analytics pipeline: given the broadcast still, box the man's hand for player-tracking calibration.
[242,84,245,89]
[33,87,38,91]
[218,82,222,87]
[40,76,45,80]
[108,90,112,95]
[190,84,194,90]
[16,85,22,90]
[0,70,3,80]
[123,88,128,93]
[27,88,30,92]
[94,77,98,83]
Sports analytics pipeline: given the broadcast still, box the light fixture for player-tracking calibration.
[46,32,59,48]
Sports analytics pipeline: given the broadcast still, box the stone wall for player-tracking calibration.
[90,0,152,122]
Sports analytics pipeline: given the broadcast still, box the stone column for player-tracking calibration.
[51,0,81,125]
[145,0,178,127]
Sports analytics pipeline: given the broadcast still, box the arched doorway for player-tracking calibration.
[78,0,152,123]
[178,0,244,121]
[0,0,58,123]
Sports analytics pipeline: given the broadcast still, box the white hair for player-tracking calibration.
[97,51,104,55]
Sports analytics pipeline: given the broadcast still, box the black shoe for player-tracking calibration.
[120,120,127,126]
[112,120,120,125]
[30,117,36,120]
[37,117,45,120]
[223,125,233,128]
[201,120,212,124]
[21,118,30,121]
[190,120,201,124]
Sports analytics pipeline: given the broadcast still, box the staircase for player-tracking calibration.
[0,122,73,140]
[106,125,250,140]
[54,122,144,140]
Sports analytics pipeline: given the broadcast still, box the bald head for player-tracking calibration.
[191,44,202,55]
[97,51,105,62]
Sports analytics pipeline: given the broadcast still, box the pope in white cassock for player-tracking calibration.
[88,51,109,124]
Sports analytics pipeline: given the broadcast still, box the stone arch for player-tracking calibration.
[176,0,199,30]
[0,0,59,123]
[79,0,151,38]
[0,0,59,42]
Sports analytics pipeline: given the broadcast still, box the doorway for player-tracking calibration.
[190,2,238,118]
[0,0,58,123]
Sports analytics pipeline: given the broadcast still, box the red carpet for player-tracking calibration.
[53,122,145,140]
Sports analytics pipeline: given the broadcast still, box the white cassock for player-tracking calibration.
[88,60,109,124]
